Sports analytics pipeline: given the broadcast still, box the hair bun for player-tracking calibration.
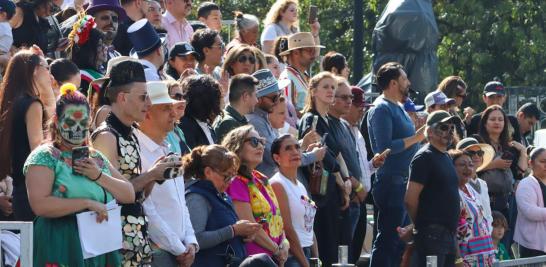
[60,83,78,96]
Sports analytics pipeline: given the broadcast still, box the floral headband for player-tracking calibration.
[67,13,96,55]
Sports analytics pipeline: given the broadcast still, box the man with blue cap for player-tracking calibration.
[247,69,324,178]
[128,18,166,81]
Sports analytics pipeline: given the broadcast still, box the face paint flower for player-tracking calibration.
[57,104,90,145]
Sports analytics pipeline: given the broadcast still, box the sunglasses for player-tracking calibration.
[237,55,256,64]
[465,150,484,158]
[434,123,454,132]
[265,92,282,103]
[172,93,184,101]
[211,42,225,50]
[335,95,354,102]
[98,14,118,23]
[213,169,234,183]
[245,136,266,148]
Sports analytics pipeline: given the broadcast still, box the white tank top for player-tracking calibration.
[271,172,317,247]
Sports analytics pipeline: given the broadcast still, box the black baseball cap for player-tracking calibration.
[483,81,505,96]
[168,42,198,59]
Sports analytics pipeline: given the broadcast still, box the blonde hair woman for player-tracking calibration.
[260,0,320,54]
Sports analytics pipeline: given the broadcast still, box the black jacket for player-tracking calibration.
[179,116,217,149]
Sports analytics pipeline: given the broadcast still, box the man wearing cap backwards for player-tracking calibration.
[128,19,166,81]
[278,32,325,126]
[456,137,495,232]
[91,60,173,266]
[136,81,198,267]
[424,91,455,114]
[367,62,425,267]
[405,110,462,266]
[466,80,521,141]
[247,69,324,178]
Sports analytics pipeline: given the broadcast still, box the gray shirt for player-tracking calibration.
[186,192,234,249]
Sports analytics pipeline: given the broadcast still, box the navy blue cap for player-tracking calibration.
[127,19,161,57]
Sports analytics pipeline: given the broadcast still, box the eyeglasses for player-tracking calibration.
[264,92,282,103]
[237,54,256,64]
[98,14,118,23]
[136,93,150,102]
[465,150,484,158]
[212,169,234,183]
[434,123,454,132]
[211,42,225,50]
[172,93,184,101]
[245,136,266,148]
[335,95,354,102]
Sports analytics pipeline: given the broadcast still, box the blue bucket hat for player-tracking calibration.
[252,69,290,98]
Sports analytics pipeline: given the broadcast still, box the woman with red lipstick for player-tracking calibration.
[478,105,528,223]
[271,134,318,267]
[450,150,495,266]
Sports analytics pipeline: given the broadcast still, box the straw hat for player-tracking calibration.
[278,32,325,56]
[456,138,495,172]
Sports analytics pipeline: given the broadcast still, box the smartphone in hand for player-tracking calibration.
[72,146,89,175]
[308,5,318,24]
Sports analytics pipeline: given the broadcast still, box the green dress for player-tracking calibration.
[23,144,122,267]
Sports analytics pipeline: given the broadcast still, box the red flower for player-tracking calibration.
[58,185,66,193]
[45,263,59,267]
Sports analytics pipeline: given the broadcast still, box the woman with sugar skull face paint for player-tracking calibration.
[24,83,135,266]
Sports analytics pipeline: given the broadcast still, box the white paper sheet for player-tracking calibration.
[76,200,123,259]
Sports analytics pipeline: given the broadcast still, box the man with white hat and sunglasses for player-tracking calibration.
[136,81,198,267]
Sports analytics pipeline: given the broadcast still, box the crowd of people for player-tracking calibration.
[0,0,545,266]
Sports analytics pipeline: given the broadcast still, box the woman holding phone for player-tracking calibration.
[24,84,135,266]
[478,105,527,219]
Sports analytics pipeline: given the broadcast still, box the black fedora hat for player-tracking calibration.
[127,19,161,58]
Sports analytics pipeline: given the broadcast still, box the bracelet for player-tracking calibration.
[355,183,364,193]
[454,257,464,264]
[91,172,102,182]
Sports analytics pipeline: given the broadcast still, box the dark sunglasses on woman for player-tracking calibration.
[237,55,256,64]
[245,137,265,148]
[465,150,484,158]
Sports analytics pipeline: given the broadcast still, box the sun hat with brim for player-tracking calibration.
[278,32,325,56]
[456,137,495,172]
[147,81,178,105]
[426,110,462,126]
[252,69,291,98]
[86,0,126,19]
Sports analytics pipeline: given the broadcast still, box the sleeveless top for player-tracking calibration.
[91,112,153,266]
[12,2,49,52]
[186,179,246,267]
[270,172,316,247]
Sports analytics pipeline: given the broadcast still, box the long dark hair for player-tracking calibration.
[479,105,511,151]
[71,29,104,71]
[0,50,44,180]
[182,75,222,124]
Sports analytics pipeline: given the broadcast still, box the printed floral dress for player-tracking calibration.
[457,184,495,267]
[23,144,121,267]
[226,170,284,256]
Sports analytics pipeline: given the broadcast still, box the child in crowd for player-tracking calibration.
[265,54,282,78]
[197,2,222,32]
[0,0,15,74]
[492,211,511,261]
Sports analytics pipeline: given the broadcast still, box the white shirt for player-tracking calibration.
[469,177,493,233]
[344,119,376,192]
[195,119,214,145]
[270,172,316,247]
[135,129,198,256]
[140,59,161,81]
[0,22,13,53]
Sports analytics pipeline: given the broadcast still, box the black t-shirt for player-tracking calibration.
[409,143,460,232]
